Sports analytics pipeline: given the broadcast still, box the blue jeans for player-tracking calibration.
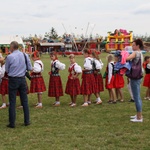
[8,77,30,126]
[130,79,142,112]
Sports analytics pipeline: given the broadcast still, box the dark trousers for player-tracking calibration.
[8,77,30,126]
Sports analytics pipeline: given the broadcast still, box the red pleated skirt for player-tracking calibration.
[81,73,96,95]
[143,74,150,87]
[105,75,115,89]
[48,75,63,97]
[94,73,104,93]
[65,78,81,96]
[30,76,46,93]
[114,74,124,88]
[0,78,8,95]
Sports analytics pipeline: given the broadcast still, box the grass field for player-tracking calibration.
[0,53,150,150]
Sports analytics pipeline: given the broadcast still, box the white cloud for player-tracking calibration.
[132,3,150,14]
[0,0,150,37]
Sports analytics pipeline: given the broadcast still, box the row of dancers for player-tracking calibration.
[0,49,149,108]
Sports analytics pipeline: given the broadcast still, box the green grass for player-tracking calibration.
[0,53,150,150]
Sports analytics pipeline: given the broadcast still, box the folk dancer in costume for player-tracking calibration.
[81,49,96,107]
[92,50,104,105]
[105,54,117,104]
[0,57,29,109]
[0,59,8,109]
[113,50,131,102]
[143,56,150,100]
[65,54,82,107]
[48,52,65,106]
[114,53,125,102]
[30,52,46,108]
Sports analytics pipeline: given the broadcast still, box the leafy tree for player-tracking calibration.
[133,33,150,42]
[44,27,58,40]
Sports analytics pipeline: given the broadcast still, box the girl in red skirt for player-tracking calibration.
[114,55,124,102]
[48,52,65,106]
[0,63,29,109]
[0,62,8,109]
[105,54,117,103]
[65,54,82,107]
[30,52,46,108]
[92,51,104,105]
[81,49,96,107]
[143,56,150,100]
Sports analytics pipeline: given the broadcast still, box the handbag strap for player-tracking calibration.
[23,53,28,70]
[140,52,144,74]
[135,51,143,64]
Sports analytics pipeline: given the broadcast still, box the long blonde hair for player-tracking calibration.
[92,51,99,60]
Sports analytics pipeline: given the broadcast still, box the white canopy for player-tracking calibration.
[0,35,25,47]
[40,42,65,47]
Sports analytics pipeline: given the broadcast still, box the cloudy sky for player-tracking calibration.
[0,0,150,38]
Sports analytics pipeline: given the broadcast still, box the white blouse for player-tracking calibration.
[94,59,103,70]
[0,64,5,78]
[70,63,82,73]
[108,61,114,84]
[52,60,65,70]
[33,60,44,73]
[147,63,150,69]
[0,53,3,67]
[84,57,93,70]
[99,59,104,69]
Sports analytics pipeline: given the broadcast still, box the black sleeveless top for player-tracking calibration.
[145,64,150,74]
[51,62,59,74]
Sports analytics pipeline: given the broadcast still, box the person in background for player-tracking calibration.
[143,56,150,100]
[30,52,46,108]
[65,54,82,107]
[105,54,117,104]
[0,58,8,109]
[5,41,32,128]
[92,50,104,105]
[48,52,65,106]
[114,29,120,36]
[0,56,30,109]
[0,51,4,81]
[80,49,96,106]
[114,55,124,102]
[126,39,144,122]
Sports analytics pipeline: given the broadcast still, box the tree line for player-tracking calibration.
[22,27,150,43]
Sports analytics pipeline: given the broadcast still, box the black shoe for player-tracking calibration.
[129,99,134,102]
[108,100,113,103]
[7,124,15,128]
[25,123,30,126]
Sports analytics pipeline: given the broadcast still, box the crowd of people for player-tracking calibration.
[0,39,148,127]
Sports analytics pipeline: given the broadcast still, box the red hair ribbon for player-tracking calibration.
[143,62,147,69]
[33,50,38,58]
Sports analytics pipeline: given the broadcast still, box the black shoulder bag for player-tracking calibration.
[23,53,31,80]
